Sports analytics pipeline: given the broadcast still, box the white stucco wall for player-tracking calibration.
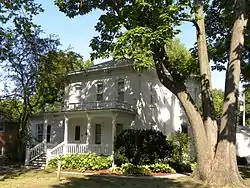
[30,64,201,148]
[236,126,250,160]
[65,67,138,107]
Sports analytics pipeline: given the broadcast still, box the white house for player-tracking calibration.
[25,60,200,166]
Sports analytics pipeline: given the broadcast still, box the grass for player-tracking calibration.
[0,168,249,188]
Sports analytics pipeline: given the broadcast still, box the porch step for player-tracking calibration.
[27,153,46,168]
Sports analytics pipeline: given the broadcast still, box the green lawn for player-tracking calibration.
[0,168,249,188]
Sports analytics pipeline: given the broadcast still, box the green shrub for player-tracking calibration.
[114,129,173,166]
[144,163,176,173]
[114,163,151,176]
[47,153,112,171]
[167,131,195,173]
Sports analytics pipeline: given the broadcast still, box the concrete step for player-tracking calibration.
[26,153,47,168]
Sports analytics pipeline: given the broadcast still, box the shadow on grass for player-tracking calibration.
[0,167,40,181]
[51,175,210,188]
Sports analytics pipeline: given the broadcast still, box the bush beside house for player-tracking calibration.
[114,129,173,166]
[46,130,196,176]
[47,153,112,171]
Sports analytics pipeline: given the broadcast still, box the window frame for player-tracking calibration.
[117,79,125,102]
[95,124,101,144]
[36,124,44,142]
[75,126,81,141]
[96,81,104,101]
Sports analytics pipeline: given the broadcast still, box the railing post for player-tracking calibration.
[44,139,47,153]
[63,142,67,155]
[25,147,30,165]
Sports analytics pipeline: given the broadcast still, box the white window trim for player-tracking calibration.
[117,78,125,101]
[95,124,102,144]
[36,124,43,142]
[96,81,104,101]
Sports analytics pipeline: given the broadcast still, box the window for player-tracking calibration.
[150,83,155,105]
[116,124,123,137]
[181,124,188,134]
[37,124,43,142]
[47,125,51,143]
[95,124,101,144]
[96,82,103,101]
[0,123,5,132]
[117,79,125,101]
[75,126,80,141]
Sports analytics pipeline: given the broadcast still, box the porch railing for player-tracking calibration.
[25,140,46,165]
[63,100,136,112]
[46,142,111,164]
[66,144,111,155]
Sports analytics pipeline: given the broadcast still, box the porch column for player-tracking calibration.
[43,117,48,155]
[43,118,48,142]
[86,113,92,145]
[63,115,69,154]
[111,113,117,167]
[64,115,69,143]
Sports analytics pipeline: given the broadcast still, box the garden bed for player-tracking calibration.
[62,168,175,177]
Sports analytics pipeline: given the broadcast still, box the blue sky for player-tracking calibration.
[34,0,225,90]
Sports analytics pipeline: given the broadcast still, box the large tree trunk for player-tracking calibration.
[153,0,247,184]
[194,0,218,169]
[152,45,211,180]
[176,91,211,180]
[17,111,30,163]
[208,0,248,186]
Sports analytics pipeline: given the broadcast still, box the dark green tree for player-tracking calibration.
[0,0,91,161]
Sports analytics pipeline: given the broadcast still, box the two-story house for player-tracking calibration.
[25,60,200,166]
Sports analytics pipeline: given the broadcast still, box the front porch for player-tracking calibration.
[26,110,135,166]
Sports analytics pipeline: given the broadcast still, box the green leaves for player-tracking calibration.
[47,153,112,171]
[55,0,196,80]
[205,0,249,81]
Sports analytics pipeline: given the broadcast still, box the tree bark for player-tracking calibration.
[152,0,248,184]
[176,91,211,180]
[17,110,30,163]
[208,0,248,186]
[194,0,218,166]
[152,45,211,180]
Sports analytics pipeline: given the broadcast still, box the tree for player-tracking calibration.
[55,0,249,186]
[0,0,91,161]
[199,89,224,118]
[36,49,93,111]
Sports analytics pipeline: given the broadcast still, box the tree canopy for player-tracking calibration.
[0,0,93,160]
